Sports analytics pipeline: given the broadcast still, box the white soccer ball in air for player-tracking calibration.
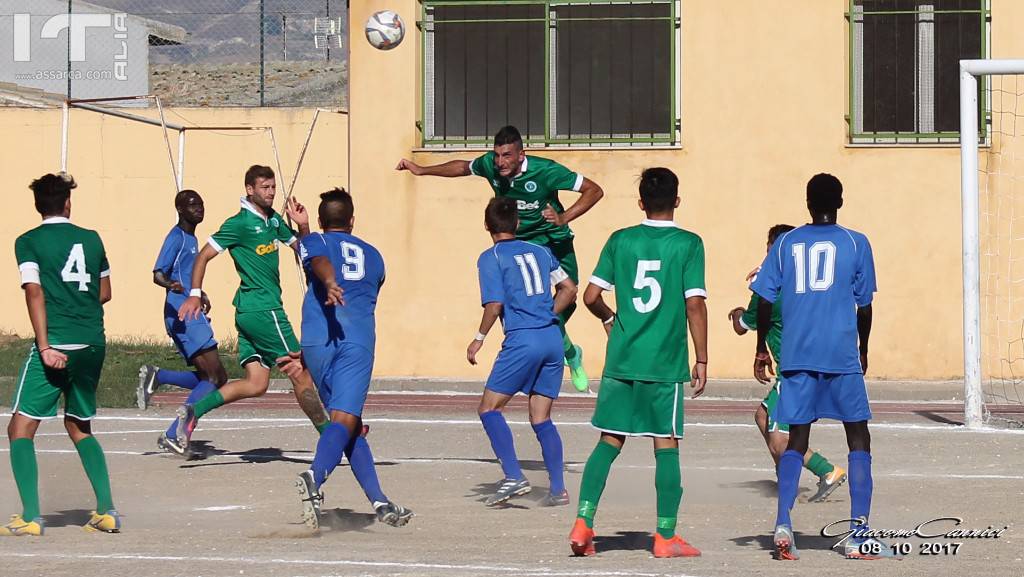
[365,10,405,50]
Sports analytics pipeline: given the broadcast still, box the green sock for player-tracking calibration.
[805,452,834,477]
[10,438,40,520]
[74,436,114,513]
[654,448,682,539]
[577,440,621,528]
[315,420,328,434]
[193,390,225,419]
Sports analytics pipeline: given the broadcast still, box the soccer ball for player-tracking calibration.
[365,10,405,50]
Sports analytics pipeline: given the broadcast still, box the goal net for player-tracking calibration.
[965,60,1024,428]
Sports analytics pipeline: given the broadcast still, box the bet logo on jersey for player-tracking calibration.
[516,200,541,211]
[255,242,279,256]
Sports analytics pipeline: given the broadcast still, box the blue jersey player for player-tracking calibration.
[286,188,412,531]
[466,197,578,507]
[138,190,228,457]
[750,174,886,560]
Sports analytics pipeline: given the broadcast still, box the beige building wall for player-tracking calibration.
[4,0,1024,380]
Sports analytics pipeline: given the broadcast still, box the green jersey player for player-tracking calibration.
[396,126,604,392]
[728,224,847,503]
[176,165,329,456]
[569,168,707,559]
[3,173,120,536]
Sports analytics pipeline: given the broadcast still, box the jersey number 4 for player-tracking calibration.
[61,243,92,291]
[791,241,836,293]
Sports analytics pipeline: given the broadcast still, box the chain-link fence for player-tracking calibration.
[0,0,348,107]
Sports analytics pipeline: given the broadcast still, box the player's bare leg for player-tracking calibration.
[526,393,568,506]
[287,367,329,431]
[477,390,531,506]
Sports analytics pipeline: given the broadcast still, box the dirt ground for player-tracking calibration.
[1,389,1021,577]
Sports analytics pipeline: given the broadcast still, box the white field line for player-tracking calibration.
[0,552,700,577]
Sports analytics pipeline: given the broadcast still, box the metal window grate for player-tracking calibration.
[848,0,988,144]
[420,0,680,148]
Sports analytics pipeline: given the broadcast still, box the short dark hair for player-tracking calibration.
[767,224,795,245]
[485,196,518,235]
[493,125,523,148]
[318,187,354,229]
[639,167,678,213]
[175,189,200,208]
[244,165,275,188]
[806,173,843,213]
[30,172,76,216]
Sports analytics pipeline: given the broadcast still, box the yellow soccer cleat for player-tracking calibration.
[0,514,44,536]
[83,510,121,533]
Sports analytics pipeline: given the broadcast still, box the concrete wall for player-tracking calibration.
[5,0,1024,380]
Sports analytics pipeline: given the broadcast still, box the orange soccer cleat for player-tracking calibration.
[653,533,701,558]
[569,518,596,556]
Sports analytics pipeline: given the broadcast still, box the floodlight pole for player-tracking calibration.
[177,130,186,191]
[60,100,69,172]
[260,0,266,107]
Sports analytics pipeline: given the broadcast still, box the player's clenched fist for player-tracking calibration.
[395,159,424,175]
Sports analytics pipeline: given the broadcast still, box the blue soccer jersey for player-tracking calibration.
[299,231,385,350]
[153,226,200,310]
[750,224,876,374]
[477,239,566,333]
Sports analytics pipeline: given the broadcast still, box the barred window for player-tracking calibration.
[849,0,987,144]
[421,0,680,148]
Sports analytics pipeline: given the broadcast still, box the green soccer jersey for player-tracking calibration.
[208,198,297,313]
[14,217,109,346]
[470,153,583,242]
[591,220,706,383]
[740,291,783,363]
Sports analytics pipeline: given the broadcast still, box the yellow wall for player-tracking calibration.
[4,0,1024,380]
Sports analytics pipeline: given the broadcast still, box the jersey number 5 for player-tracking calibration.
[791,241,836,293]
[61,243,91,291]
[632,260,662,313]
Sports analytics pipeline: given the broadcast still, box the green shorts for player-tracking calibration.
[591,376,685,438]
[12,345,105,420]
[528,234,578,283]
[235,308,299,369]
[761,380,790,433]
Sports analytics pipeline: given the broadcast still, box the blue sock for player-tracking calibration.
[480,410,523,480]
[531,420,565,494]
[345,435,387,505]
[156,369,201,390]
[848,450,873,530]
[165,380,216,438]
[311,423,350,488]
[775,449,803,528]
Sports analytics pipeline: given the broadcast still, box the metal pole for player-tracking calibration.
[326,0,331,61]
[66,0,72,98]
[960,61,982,429]
[260,0,265,106]
[61,100,69,172]
[177,130,185,191]
[346,0,350,190]
[283,14,287,61]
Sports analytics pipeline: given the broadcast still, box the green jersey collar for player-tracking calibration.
[641,218,679,228]
[42,216,71,225]
[240,196,272,223]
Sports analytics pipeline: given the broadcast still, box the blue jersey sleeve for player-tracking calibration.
[299,233,329,268]
[153,229,183,275]
[751,237,784,303]
[478,251,505,306]
[854,235,877,307]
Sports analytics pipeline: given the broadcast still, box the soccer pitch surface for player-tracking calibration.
[1,387,1022,577]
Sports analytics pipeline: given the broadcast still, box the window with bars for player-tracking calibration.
[420,0,679,148]
[848,0,987,144]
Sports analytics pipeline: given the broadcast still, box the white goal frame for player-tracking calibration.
[960,59,1024,428]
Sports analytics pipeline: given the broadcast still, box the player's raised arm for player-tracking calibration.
[395,158,472,178]
[178,243,219,321]
[543,177,604,227]
[284,196,311,241]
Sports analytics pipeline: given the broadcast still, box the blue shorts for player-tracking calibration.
[302,341,373,417]
[485,325,563,399]
[164,302,217,364]
[774,371,872,425]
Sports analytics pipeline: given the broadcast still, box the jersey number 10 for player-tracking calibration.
[791,241,836,293]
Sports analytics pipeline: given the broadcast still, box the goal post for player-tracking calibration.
[960,59,1024,429]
